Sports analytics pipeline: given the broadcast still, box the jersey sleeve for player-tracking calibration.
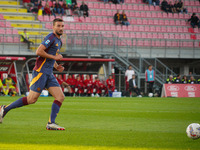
[41,35,55,49]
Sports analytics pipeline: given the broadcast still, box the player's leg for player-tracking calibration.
[47,86,65,130]
[45,74,65,130]
[0,90,40,123]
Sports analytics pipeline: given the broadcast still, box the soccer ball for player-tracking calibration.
[186,123,200,139]
[148,93,153,97]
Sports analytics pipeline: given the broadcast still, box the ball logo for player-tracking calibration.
[184,85,197,91]
[167,85,180,91]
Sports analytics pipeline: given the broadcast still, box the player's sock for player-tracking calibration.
[3,97,28,117]
[5,89,9,95]
[49,100,62,123]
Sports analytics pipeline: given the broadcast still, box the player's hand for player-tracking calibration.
[54,54,63,61]
[56,64,64,72]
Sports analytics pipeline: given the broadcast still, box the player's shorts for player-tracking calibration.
[30,70,60,93]
[3,85,15,89]
[0,81,3,87]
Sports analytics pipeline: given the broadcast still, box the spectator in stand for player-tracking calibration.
[188,13,200,28]
[166,75,174,84]
[182,75,188,84]
[147,0,152,5]
[114,10,121,25]
[197,78,200,84]
[125,65,135,92]
[145,65,155,96]
[173,1,178,13]
[75,76,85,96]
[71,0,78,9]
[129,75,142,97]
[168,1,176,13]
[43,2,52,16]
[62,1,71,16]
[84,75,93,96]
[152,0,160,6]
[106,75,115,97]
[3,75,17,96]
[188,76,196,84]
[23,0,34,12]
[56,75,72,95]
[177,0,188,14]
[31,0,40,13]
[117,0,124,4]
[121,10,130,26]
[161,0,170,13]
[71,0,80,16]
[53,0,64,17]
[173,74,181,83]
[0,78,3,95]
[80,1,89,18]
[20,29,34,49]
[66,74,76,95]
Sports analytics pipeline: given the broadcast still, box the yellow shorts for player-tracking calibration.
[3,85,16,89]
[0,82,2,87]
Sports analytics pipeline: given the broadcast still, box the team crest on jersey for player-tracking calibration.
[37,88,41,91]
[56,43,58,46]
[45,40,50,45]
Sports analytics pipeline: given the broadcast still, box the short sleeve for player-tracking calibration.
[41,35,54,49]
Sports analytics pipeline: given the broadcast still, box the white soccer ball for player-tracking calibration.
[148,93,153,97]
[186,123,200,139]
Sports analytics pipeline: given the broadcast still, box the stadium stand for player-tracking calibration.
[1,0,200,52]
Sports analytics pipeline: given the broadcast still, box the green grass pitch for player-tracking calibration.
[0,96,200,150]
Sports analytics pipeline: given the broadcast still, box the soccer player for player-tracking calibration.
[56,74,72,94]
[75,75,85,96]
[66,74,76,95]
[0,78,3,95]
[0,18,65,130]
[2,74,17,96]
[93,77,107,97]
[84,74,93,96]
[106,75,115,96]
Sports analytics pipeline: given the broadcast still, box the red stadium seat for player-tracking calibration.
[105,4,110,9]
[6,28,12,34]
[135,32,141,38]
[116,4,121,10]
[111,4,116,9]
[174,34,180,39]
[99,3,104,9]
[88,3,93,8]
[13,36,20,43]
[138,5,143,11]
[7,36,13,43]
[93,3,99,9]
[44,15,49,22]
[130,32,135,38]
[13,29,18,34]
[38,15,44,21]
[97,17,102,23]
[127,5,132,10]
[133,5,138,10]
[0,28,5,34]
[6,21,12,28]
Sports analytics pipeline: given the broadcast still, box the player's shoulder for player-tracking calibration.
[45,32,56,40]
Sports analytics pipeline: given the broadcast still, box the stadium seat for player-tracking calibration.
[0,28,5,34]
[13,36,20,43]
[127,5,132,10]
[44,15,49,22]
[6,28,12,34]
[105,3,110,9]
[93,3,99,9]
[105,24,110,31]
[116,4,121,10]
[7,36,13,43]
[38,15,44,22]
[111,4,116,9]
[13,29,18,34]
[6,22,12,28]
[97,17,102,23]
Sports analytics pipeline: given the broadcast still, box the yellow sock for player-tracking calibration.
[3,89,6,95]
[5,89,9,95]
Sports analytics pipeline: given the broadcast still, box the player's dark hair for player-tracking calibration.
[53,18,63,26]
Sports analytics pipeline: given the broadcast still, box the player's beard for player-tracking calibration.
[56,30,63,36]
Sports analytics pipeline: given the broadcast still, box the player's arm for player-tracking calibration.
[54,61,64,72]
[36,44,63,60]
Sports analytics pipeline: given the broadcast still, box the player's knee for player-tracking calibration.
[57,94,65,102]
[27,96,38,104]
